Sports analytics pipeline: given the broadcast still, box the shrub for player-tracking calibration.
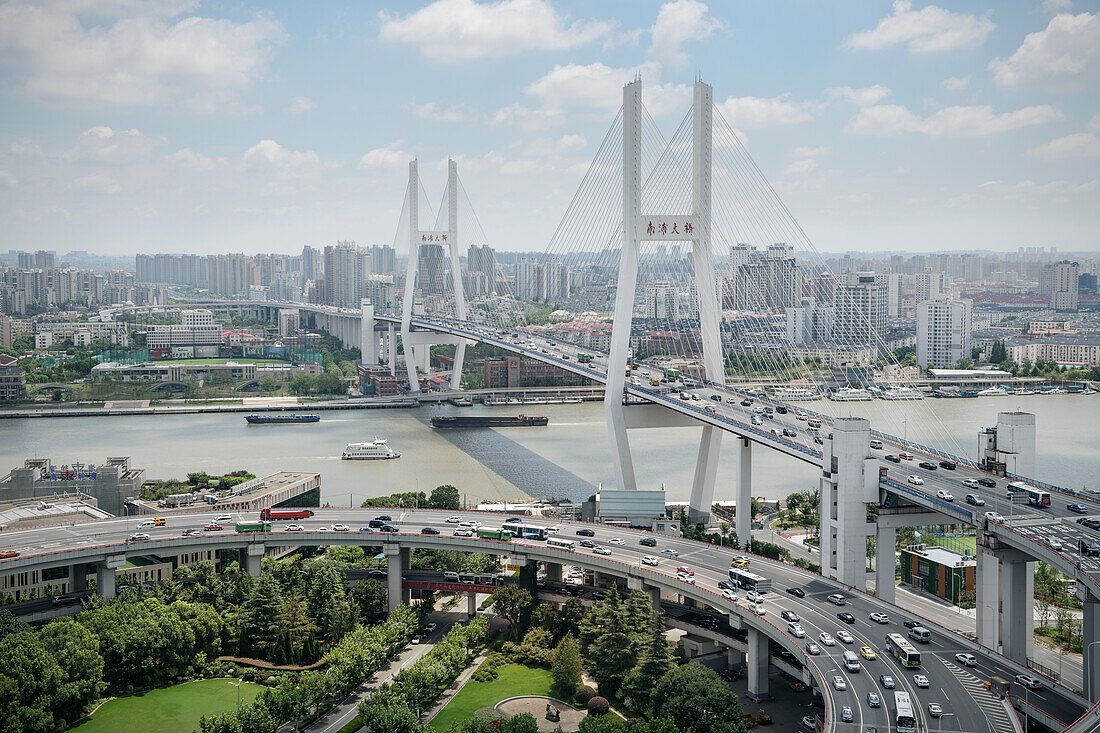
[587,696,610,716]
[575,685,596,705]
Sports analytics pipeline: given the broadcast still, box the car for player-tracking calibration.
[885,454,901,463]
[984,511,1005,523]
[790,682,808,693]
[836,630,854,644]
[1015,674,1043,689]
[870,439,883,449]
[679,393,691,401]
[420,527,440,534]
[751,415,763,426]
[866,692,881,708]
[660,548,679,557]
[837,612,855,624]
[955,653,977,666]
[721,588,738,601]
[796,412,808,421]
[458,521,477,528]
[813,435,824,445]
[747,590,765,603]
[788,623,806,638]
[935,490,953,501]
[704,405,716,413]
[918,461,938,471]
[358,526,377,533]
[316,526,330,532]
[965,493,985,505]
[204,523,223,531]
[783,428,798,438]
[453,528,473,537]
[827,593,847,605]
[690,393,700,401]
[215,514,233,523]
[740,399,753,407]
[182,529,204,537]
[748,603,766,616]
[503,517,522,523]
[710,394,721,401]
[939,460,957,470]
[424,622,437,633]
[860,646,877,660]
[869,612,890,624]
[0,550,21,560]
[641,555,659,566]
[579,539,596,548]
[775,406,788,414]
[899,452,915,460]
[677,573,696,585]
[576,528,595,537]
[138,519,157,528]
[1079,518,1100,530]
[903,619,920,629]
[379,525,398,533]
[928,702,943,718]
[841,706,854,723]
[913,674,929,688]
[639,536,657,547]
[718,579,734,590]
[786,586,806,598]
[375,515,392,521]
[800,716,815,731]
[781,610,800,622]
[368,519,388,529]
[806,642,822,656]
[1068,503,1089,514]
[977,477,997,488]
[593,545,612,555]
[609,537,625,545]
[907,475,925,485]
[127,532,150,542]
[962,478,980,489]
[879,674,895,689]
[410,636,421,645]
[832,676,847,691]
[676,566,694,576]
[285,524,304,532]
[1049,539,1063,551]
[819,632,836,646]
[332,524,349,532]
[446,516,461,523]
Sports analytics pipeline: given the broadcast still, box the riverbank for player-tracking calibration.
[0,396,420,419]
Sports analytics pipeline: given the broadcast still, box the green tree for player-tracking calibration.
[551,632,582,696]
[622,615,674,713]
[308,565,358,643]
[349,579,389,620]
[428,484,461,510]
[0,632,64,731]
[239,574,282,659]
[289,374,313,395]
[314,372,345,395]
[580,589,639,700]
[650,663,746,733]
[490,585,533,641]
[258,375,279,392]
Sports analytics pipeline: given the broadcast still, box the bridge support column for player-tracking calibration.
[450,342,466,391]
[385,545,409,613]
[735,438,752,549]
[361,300,378,364]
[244,544,264,578]
[95,555,125,600]
[544,562,562,583]
[646,585,661,614]
[69,563,89,594]
[727,646,744,671]
[1001,557,1030,664]
[387,324,396,376]
[467,592,477,619]
[687,426,721,524]
[1083,595,1100,702]
[819,418,875,588]
[875,525,895,605]
[746,627,770,701]
[976,543,1001,650]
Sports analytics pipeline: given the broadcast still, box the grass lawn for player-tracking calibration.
[925,534,976,555]
[71,678,262,733]
[429,664,554,732]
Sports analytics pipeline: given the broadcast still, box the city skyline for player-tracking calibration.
[1,1,1098,256]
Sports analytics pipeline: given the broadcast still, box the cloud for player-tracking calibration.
[359,141,412,170]
[784,159,818,175]
[716,94,813,128]
[522,134,587,156]
[846,1,994,53]
[649,0,722,67]
[1092,111,1100,130]
[825,85,892,106]
[523,61,690,116]
[989,12,1100,87]
[243,140,329,178]
[71,173,121,194]
[287,96,314,114]
[1028,132,1100,158]
[64,126,159,163]
[0,1,285,108]
[407,101,465,122]
[845,104,1063,136]
[789,146,831,158]
[488,103,565,129]
[165,148,227,172]
[1043,0,1073,12]
[0,170,16,188]
[977,179,1098,196]
[377,0,616,61]
[941,76,969,90]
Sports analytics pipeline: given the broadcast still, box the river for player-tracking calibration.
[0,394,1096,506]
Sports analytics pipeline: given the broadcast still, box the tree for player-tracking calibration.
[580,590,640,700]
[314,372,345,395]
[258,375,279,393]
[289,374,313,395]
[490,585,533,641]
[551,632,583,696]
[562,597,587,636]
[428,484,461,510]
[0,632,64,731]
[240,574,282,659]
[623,616,674,713]
[308,565,358,643]
[650,662,746,733]
[349,579,389,620]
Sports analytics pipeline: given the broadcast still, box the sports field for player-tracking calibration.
[71,678,261,733]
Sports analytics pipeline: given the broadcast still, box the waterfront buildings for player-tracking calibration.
[146,308,221,350]
[832,271,887,348]
[483,356,590,388]
[0,353,26,402]
[916,297,973,368]
[1048,260,1080,311]
[0,456,144,516]
[1006,331,1100,367]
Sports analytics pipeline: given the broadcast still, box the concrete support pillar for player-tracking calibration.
[401,547,412,605]
[94,556,124,600]
[544,562,562,583]
[1001,557,1029,664]
[467,591,477,619]
[69,563,89,594]
[244,544,264,578]
[726,647,743,670]
[450,342,466,391]
[819,418,874,587]
[361,300,378,364]
[687,425,722,523]
[735,438,752,550]
[976,544,1001,650]
[387,325,396,376]
[646,585,661,614]
[1083,597,1100,702]
[875,525,895,604]
[746,627,770,700]
[385,545,406,613]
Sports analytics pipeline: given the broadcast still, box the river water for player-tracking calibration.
[0,394,1096,506]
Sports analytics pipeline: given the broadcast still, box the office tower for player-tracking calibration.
[917,297,973,368]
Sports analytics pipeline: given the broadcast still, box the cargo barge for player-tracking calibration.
[430,414,549,428]
[244,414,320,424]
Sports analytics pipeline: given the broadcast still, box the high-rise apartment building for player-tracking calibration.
[516,259,543,302]
[832,271,886,347]
[786,297,833,345]
[417,244,446,295]
[1050,260,1079,311]
[642,282,679,320]
[916,296,972,368]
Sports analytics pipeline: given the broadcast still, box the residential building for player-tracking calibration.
[1005,331,1100,367]
[146,309,221,349]
[832,271,886,347]
[483,356,590,388]
[785,297,833,346]
[1050,260,1080,311]
[0,353,25,402]
[642,281,680,320]
[916,297,973,368]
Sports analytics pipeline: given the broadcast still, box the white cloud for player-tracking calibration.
[407,101,465,122]
[825,85,892,106]
[846,1,994,53]
[0,1,285,108]
[377,0,616,61]
[488,103,565,130]
[0,170,16,187]
[165,148,227,172]
[287,96,314,114]
[716,94,813,128]
[243,140,329,178]
[784,159,818,175]
[941,76,969,90]
[523,61,689,116]
[1043,0,1074,12]
[649,0,722,67]
[845,104,1063,136]
[977,179,1098,196]
[71,173,121,194]
[522,133,587,156]
[789,146,831,158]
[1028,132,1100,158]
[359,141,412,170]
[989,12,1100,87]
[8,139,43,157]
[64,126,159,163]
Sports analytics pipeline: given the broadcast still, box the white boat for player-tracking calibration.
[977,387,1007,396]
[341,438,401,460]
[880,387,924,401]
[1084,389,1098,396]
[772,387,819,401]
[829,387,872,402]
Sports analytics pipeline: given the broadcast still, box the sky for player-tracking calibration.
[0,0,1098,257]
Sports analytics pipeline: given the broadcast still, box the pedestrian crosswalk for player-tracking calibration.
[940,659,1017,733]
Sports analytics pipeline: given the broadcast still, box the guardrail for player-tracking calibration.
[879,476,976,522]
[989,521,1100,607]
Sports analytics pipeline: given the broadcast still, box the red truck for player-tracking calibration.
[259,508,315,520]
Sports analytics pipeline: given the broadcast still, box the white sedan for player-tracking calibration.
[641,556,660,566]
[788,623,806,638]
[332,523,349,532]
[907,475,925,485]
[936,490,954,502]
[721,588,738,601]
[984,511,1005,523]
[445,516,462,523]
[608,537,625,545]
[836,630,855,644]
[593,545,612,556]
[913,674,929,688]
[819,633,836,646]
[832,676,847,691]
[284,524,304,532]
[869,612,890,624]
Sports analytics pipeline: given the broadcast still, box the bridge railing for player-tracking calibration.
[989,520,1100,605]
[879,476,976,522]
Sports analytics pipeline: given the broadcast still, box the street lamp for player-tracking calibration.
[227,678,242,713]
[936,711,955,733]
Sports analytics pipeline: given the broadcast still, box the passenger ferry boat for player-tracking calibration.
[772,387,819,401]
[341,438,401,460]
[880,387,924,400]
[977,386,1008,396]
[829,387,872,402]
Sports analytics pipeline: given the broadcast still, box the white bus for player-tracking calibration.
[1008,481,1051,507]
[546,537,576,551]
[728,568,772,593]
[512,524,550,541]
[885,633,921,668]
[894,691,916,733]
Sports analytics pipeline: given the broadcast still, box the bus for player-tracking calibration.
[512,524,550,541]
[546,537,576,551]
[894,691,917,733]
[885,633,921,668]
[663,368,680,380]
[1008,482,1050,507]
[476,527,514,541]
[458,573,505,586]
[728,569,772,594]
[577,353,593,364]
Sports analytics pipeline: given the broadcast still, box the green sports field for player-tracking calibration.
[71,678,262,733]
[429,663,554,732]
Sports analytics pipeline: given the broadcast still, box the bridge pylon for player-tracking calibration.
[606,78,725,523]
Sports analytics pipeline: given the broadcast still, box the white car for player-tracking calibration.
[908,475,925,485]
[138,520,157,528]
[316,526,330,532]
[1049,539,1063,551]
[285,524,304,532]
[955,653,977,666]
[747,591,765,603]
[127,532,150,542]
[869,612,890,624]
[721,588,738,601]
[215,514,233,523]
[749,603,766,616]
[936,490,954,502]
[453,528,474,537]
[751,415,763,426]
[593,545,612,556]
[788,623,806,638]
[1015,673,1043,690]
[984,511,1005,523]
[445,516,461,523]
[677,572,697,585]
[836,630,854,644]
[609,537,625,545]
[832,676,847,691]
[819,633,836,646]
[913,674,929,688]
[962,478,979,488]
[641,555,659,566]
[332,523,349,532]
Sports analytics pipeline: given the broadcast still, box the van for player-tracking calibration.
[843,651,861,673]
[908,626,931,644]
[807,419,821,429]
[153,517,166,527]
[869,439,882,449]
[443,571,460,581]
[1080,539,1100,557]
